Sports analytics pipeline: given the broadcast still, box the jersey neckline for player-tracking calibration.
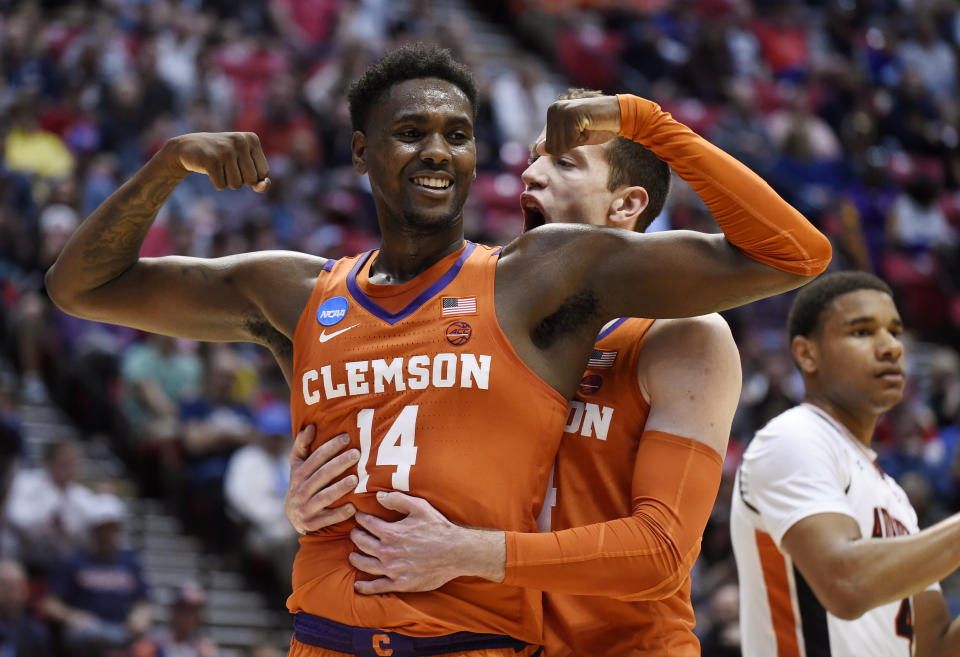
[802,403,884,472]
[346,241,476,325]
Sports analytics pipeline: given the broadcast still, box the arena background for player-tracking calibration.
[0,1,957,655]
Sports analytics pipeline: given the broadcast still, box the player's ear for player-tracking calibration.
[352,131,368,174]
[607,186,648,232]
[791,335,818,375]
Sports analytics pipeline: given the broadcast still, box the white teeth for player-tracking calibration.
[413,176,451,189]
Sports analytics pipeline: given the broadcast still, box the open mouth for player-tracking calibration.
[521,194,547,231]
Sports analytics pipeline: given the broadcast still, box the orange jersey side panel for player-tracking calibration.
[288,242,567,642]
[545,318,700,657]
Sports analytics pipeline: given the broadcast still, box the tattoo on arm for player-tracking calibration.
[80,174,183,287]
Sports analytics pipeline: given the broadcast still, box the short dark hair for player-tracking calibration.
[347,43,479,132]
[557,89,671,231]
[787,271,894,340]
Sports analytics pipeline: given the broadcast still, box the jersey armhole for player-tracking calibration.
[292,260,339,362]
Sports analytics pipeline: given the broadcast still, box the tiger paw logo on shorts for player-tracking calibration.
[445,321,472,346]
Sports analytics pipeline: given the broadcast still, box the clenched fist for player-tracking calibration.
[536,95,622,156]
[166,132,271,192]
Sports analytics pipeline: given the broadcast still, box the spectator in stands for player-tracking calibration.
[888,174,956,251]
[751,2,809,80]
[698,581,741,657]
[884,67,947,156]
[556,10,621,91]
[234,72,320,169]
[3,94,75,179]
[180,348,255,469]
[724,1,762,80]
[490,57,559,146]
[767,83,842,163]
[10,290,51,405]
[709,78,776,176]
[153,6,204,106]
[121,334,202,445]
[4,437,98,572]
[268,0,341,52]
[146,581,218,657]
[224,400,297,586]
[898,14,957,106]
[0,558,53,657]
[44,493,152,657]
[179,348,255,544]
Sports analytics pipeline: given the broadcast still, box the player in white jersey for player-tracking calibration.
[731,271,960,657]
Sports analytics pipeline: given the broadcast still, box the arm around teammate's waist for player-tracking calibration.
[504,431,722,598]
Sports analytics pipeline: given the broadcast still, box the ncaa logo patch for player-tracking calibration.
[316,296,349,326]
[578,374,603,396]
[445,321,472,346]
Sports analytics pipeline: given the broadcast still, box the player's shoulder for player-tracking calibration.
[640,314,738,371]
[749,405,842,458]
[228,249,328,274]
[645,313,734,348]
[756,405,816,437]
[220,250,329,291]
[768,404,833,432]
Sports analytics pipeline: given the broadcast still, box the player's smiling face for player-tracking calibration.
[808,289,906,416]
[353,78,476,234]
[519,141,618,231]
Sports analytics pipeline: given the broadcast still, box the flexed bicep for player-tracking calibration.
[50,252,322,348]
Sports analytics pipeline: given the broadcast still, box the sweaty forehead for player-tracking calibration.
[375,78,472,126]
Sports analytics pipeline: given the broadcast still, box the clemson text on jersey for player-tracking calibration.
[301,353,492,403]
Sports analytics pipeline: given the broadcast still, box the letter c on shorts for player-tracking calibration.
[373,633,393,656]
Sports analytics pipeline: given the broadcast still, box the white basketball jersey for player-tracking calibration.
[731,403,938,657]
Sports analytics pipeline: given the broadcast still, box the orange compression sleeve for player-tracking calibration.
[503,431,722,599]
[616,94,831,277]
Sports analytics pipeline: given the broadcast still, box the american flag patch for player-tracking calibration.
[587,349,617,368]
[441,297,477,317]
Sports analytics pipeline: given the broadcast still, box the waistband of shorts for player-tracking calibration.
[293,612,542,657]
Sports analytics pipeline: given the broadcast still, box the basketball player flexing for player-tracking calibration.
[47,45,829,657]
[284,88,741,657]
[731,272,960,657]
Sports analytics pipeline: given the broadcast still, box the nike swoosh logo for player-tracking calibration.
[318,323,360,343]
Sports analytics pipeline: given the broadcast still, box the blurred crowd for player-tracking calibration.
[0,0,958,655]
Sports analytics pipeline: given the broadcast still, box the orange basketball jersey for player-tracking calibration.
[288,241,567,642]
[542,317,701,657]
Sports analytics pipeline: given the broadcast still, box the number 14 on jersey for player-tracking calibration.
[355,405,420,493]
